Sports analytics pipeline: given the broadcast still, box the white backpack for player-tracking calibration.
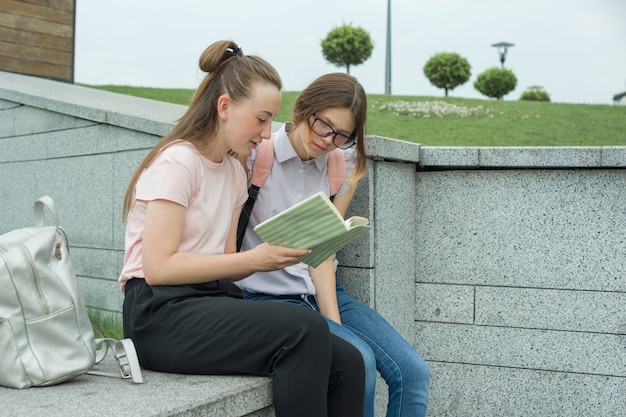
[0,196,142,388]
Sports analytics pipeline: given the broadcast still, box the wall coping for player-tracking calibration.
[417,145,626,168]
[0,71,185,137]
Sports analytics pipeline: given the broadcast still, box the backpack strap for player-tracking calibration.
[250,136,275,187]
[327,148,345,197]
[88,338,144,384]
[236,138,275,251]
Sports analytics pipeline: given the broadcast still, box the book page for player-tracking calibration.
[346,216,369,228]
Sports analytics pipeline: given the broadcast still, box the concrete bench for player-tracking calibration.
[0,353,275,417]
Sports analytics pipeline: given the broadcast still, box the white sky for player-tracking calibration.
[74,0,626,105]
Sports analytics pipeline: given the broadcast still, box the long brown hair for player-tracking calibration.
[291,73,367,189]
[122,40,282,219]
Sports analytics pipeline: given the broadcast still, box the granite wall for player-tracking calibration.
[1,71,624,417]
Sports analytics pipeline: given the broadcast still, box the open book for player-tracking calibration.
[253,191,371,267]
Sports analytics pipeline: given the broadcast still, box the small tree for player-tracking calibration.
[422,52,471,97]
[520,88,551,102]
[321,23,373,74]
[474,67,517,100]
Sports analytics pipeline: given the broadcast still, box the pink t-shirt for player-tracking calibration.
[119,141,248,292]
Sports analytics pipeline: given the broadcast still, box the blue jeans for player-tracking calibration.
[243,284,430,417]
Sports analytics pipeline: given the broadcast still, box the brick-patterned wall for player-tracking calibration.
[0,0,75,82]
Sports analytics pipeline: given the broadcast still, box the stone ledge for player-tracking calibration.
[0,353,275,417]
[419,145,626,168]
[0,71,186,137]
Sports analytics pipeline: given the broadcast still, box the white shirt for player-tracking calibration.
[237,123,355,296]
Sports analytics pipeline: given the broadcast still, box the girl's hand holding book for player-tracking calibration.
[249,242,310,271]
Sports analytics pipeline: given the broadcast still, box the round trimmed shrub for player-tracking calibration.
[474,67,517,100]
[520,89,551,102]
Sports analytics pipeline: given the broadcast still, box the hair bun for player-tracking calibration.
[199,41,244,73]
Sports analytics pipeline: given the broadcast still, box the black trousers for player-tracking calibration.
[123,279,364,417]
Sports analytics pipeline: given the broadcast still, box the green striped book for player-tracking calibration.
[253,191,371,267]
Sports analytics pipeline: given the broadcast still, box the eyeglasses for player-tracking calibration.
[310,114,357,150]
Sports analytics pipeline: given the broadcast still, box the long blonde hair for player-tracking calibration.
[291,73,367,189]
[122,40,282,219]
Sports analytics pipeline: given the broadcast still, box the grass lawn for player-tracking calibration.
[88,310,124,340]
[88,85,626,146]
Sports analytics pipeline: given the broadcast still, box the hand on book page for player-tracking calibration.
[253,191,371,267]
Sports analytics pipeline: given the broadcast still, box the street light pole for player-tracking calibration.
[491,41,514,68]
[384,0,391,94]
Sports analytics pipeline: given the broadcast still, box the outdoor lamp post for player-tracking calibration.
[491,41,514,68]
[384,0,391,94]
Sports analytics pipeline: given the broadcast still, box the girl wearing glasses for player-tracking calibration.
[237,72,430,417]
[120,41,365,417]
